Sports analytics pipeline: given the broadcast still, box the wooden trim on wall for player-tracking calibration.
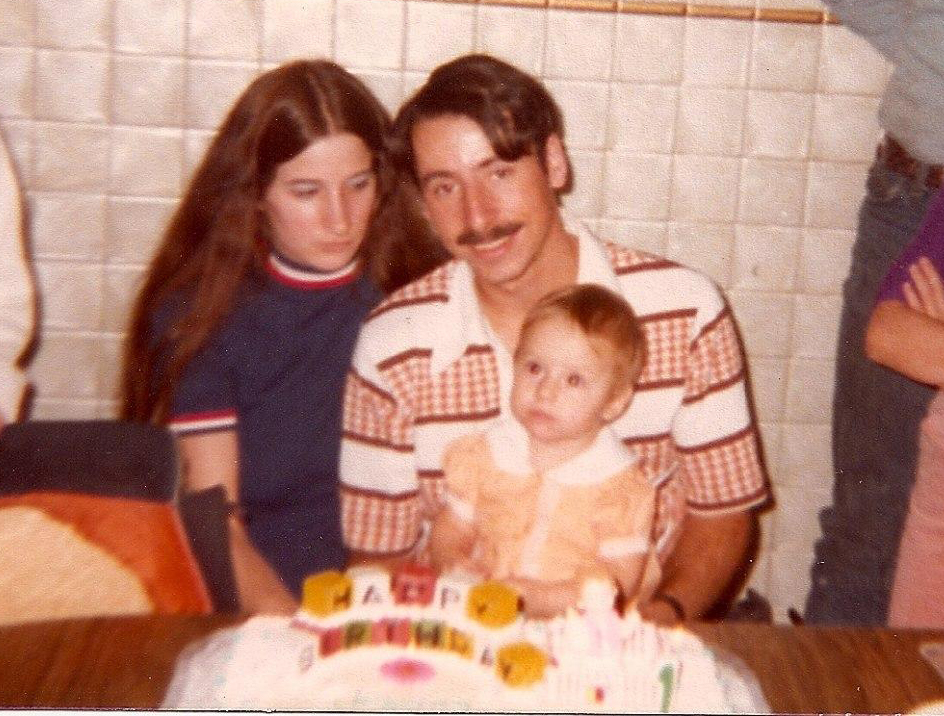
[422,0,838,24]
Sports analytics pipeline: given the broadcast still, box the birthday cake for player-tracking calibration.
[162,565,766,712]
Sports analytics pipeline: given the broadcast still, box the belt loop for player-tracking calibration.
[879,134,942,191]
[913,163,930,196]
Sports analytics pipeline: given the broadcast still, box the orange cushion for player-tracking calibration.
[0,492,212,615]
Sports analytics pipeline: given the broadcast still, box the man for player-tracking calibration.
[339,54,769,623]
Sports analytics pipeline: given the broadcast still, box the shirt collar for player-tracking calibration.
[428,217,621,375]
[427,259,491,375]
[265,252,361,290]
[485,415,638,484]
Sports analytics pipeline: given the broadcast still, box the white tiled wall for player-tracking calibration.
[0,0,888,622]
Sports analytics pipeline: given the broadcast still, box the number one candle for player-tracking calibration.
[658,663,675,712]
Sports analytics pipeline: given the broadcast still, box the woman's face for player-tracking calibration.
[261,132,378,272]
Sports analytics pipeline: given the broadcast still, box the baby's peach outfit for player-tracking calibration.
[442,417,657,586]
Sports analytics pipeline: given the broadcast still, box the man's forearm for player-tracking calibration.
[654,510,754,619]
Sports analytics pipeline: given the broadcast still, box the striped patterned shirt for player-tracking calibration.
[340,228,769,558]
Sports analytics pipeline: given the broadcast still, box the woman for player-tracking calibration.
[864,187,944,628]
[121,60,446,613]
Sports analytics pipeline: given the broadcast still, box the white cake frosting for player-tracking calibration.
[161,568,766,713]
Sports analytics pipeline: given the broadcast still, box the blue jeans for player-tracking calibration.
[805,158,936,625]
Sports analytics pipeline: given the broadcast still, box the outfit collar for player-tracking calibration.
[265,252,361,290]
[428,218,621,376]
[427,258,492,375]
[484,415,637,485]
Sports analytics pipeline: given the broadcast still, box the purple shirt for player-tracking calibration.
[877,189,944,303]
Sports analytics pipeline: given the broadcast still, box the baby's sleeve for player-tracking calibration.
[595,466,657,561]
[441,434,485,524]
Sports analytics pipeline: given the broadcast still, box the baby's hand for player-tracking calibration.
[503,576,580,619]
[446,559,487,580]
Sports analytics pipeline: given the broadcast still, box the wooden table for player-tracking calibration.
[0,615,942,713]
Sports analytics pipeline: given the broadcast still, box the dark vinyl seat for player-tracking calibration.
[0,420,238,614]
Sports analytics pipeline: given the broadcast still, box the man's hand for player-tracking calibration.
[637,595,683,626]
[638,510,754,623]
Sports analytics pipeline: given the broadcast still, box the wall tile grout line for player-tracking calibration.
[404,0,838,24]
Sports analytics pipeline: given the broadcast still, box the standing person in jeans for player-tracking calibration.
[806,1,944,625]
[864,189,944,628]
[340,54,770,625]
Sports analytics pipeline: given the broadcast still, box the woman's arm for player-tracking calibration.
[177,430,297,614]
[866,257,944,387]
[865,301,944,385]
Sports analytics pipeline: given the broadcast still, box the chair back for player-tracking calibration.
[0,420,237,623]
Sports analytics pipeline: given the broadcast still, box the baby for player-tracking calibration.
[430,284,657,617]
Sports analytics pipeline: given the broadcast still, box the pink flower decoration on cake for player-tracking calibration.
[381,657,436,683]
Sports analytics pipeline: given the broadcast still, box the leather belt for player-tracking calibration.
[878,135,943,190]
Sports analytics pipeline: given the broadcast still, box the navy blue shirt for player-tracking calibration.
[165,255,381,595]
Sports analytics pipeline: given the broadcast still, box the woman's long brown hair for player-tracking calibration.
[121,60,447,423]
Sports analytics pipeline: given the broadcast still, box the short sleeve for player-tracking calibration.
[594,467,656,560]
[166,334,238,436]
[441,434,486,524]
[339,319,422,555]
[675,297,768,513]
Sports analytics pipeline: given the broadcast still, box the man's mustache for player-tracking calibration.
[456,222,523,247]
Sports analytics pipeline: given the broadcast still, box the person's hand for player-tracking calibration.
[904,256,944,320]
[636,594,684,626]
[503,576,579,619]
[250,583,299,615]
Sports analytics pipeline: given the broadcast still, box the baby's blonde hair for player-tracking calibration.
[516,284,647,395]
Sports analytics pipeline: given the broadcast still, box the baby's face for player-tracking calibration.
[510,315,624,448]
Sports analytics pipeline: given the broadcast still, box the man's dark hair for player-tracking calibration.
[391,54,564,182]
